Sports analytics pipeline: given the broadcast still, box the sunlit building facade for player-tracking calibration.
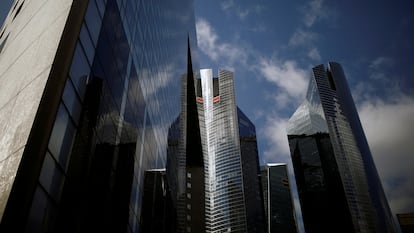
[197,69,264,233]
[0,0,198,232]
[286,62,396,233]
[261,164,298,233]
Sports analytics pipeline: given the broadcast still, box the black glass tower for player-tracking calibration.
[0,0,198,232]
[287,62,396,233]
[238,108,266,233]
[261,164,298,233]
[165,41,206,233]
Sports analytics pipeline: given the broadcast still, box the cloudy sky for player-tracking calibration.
[194,0,413,231]
[1,0,413,232]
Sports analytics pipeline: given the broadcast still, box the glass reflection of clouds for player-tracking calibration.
[32,0,199,232]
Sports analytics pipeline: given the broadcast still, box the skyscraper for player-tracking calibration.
[287,62,396,233]
[165,43,205,233]
[261,164,298,233]
[238,107,266,233]
[197,69,265,233]
[0,0,198,232]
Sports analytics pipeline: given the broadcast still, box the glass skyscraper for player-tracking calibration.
[287,62,396,233]
[261,164,298,233]
[197,69,265,233]
[166,46,205,233]
[0,0,198,232]
[238,107,266,233]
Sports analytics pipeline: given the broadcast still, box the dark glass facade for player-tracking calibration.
[287,62,396,233]
[238,108,266,233]
[139,169,172,233]
[165,49,205,233]
[261,164,298,233]
[288,134,353,233]
[1,0,198,232]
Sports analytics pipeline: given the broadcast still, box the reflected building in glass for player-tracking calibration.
[196,69,265,233]
[261,164,298,233]
[286,62,396,233]
[0,0,198,232]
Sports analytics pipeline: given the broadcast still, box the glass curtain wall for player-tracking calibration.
[26,0,198,232]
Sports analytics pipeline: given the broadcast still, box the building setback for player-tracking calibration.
[286,62,396,233]
[0,0,198,232]
[261,164,298,233]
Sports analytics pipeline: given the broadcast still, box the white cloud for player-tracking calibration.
[370,56,394,69]
[220,0,234,11]
[249,23,266,32]
[307,47,321,61]
[237,9,250,20]
[303,0,326,27]
[220,1,264,21]
[289,29,317,47]
[196,18,247,66]
[358,95,414,214]
[353,56,400,103]
[261,115,291,163]
[368,56,394,81]
[258,57,308,101]
[195,18,220,61]
[257,57,309,161]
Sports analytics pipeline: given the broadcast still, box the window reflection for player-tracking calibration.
[79,24,96,65]
[48,103,75,171]
[25,186,57,233]
[39,152,65,202]
[62,79,82,125]
[69,43,90,98]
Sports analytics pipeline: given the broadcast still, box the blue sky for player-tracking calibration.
[0,1,13,25]
[194,0,414,231]
[1,0,413,231]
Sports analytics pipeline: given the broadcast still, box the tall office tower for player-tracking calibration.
[286,62,396,233]
[0,0,198,232]
[238,107,266,233]
[197,69,265,233]
[166,43,205,233]
[261,164,298,233]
